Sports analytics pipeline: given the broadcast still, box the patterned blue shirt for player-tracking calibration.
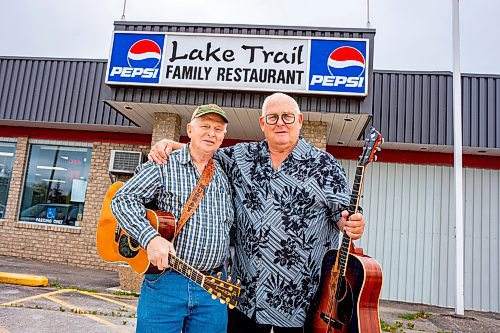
[215,138,351,327]
[111,145,234,271]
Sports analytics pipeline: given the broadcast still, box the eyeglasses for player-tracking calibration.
[264,113,296,125]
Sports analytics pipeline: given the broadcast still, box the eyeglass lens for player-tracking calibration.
[265,113,295,125]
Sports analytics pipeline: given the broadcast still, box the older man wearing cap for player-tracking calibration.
[111,104,234,333]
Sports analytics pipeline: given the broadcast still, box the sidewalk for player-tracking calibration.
[1,255,500,332]
[0,255,119,293]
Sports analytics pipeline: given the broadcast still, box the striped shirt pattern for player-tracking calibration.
[111,145,234,271]
[215,138,351,327]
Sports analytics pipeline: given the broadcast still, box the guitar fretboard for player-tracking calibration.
[338,165,365,276]
[168,255,204,286]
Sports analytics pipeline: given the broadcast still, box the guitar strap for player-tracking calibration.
[173,158,215,240]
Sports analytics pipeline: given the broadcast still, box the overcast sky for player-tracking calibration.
[0,0,498,74]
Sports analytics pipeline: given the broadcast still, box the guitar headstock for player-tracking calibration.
[359,126,383,166]
[202,274,242,309]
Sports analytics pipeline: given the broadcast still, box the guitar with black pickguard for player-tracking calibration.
[305,126,384,333]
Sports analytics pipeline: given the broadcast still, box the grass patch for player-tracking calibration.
[380,319,400,332]
[113,290,139,298]
[399,310,430,320]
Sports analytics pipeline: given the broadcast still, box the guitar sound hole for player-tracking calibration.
[335,276,353,324]
[118,235,140,258]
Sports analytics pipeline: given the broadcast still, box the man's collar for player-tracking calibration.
[178,144,192,165]
[261,137,314,161]
[291,137,314,161]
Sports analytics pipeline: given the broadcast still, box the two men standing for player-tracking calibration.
[146,93,366,332]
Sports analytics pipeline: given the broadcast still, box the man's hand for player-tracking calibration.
[337,210,365,240]
[146,236,176,270]
[148,139,184,164]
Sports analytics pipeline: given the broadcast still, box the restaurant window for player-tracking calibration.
[19,144,92,227]
[0,142,16,219]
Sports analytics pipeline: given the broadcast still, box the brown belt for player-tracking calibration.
[199,264,224,276]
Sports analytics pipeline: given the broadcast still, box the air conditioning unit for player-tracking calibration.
[109,150,142,174]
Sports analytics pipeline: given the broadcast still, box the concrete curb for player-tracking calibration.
[0,272,49,287]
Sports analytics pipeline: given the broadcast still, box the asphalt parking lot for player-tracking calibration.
[0,284,138,333]
[1,255,500,333]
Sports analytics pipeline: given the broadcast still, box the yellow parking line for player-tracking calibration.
[0,288,74,306]
[44,295,131,333]
[76,290,137,310]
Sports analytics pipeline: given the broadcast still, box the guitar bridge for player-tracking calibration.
[320,312,343,329]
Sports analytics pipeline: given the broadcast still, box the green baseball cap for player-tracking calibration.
[191,104,229,123]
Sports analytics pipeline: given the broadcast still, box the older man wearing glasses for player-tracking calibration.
[149,92,366,333]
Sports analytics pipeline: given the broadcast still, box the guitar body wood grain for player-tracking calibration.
[305,249,383,333]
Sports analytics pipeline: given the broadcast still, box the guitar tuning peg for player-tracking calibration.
[229,304,235,309]
[217,271,223,279]
[219,299,226,304]
[227,275,232,283]
[211,295,217,300]
[236,279,241,286]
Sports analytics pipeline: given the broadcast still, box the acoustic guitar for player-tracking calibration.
[305,126,384,333]
[96,182,242,308]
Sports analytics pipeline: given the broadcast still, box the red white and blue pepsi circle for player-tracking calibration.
[327,46,365,78]
[308,39,368,96]
[127,39,162,69]
[107,33,165,85]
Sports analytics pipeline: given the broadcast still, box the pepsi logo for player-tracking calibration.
[127,39,162,69]
[327,46,365,78]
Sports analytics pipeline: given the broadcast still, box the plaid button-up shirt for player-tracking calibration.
[111,145,234,271]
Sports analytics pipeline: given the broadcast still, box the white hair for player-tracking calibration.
[261,92,301,116]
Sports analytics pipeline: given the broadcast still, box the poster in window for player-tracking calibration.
[71,179,87,203]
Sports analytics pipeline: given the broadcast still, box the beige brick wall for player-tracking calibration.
[151,113,182,147]
[0,113,182,271]
[0,140,149,270]
[3,137,28,222]
[301,120,328,150]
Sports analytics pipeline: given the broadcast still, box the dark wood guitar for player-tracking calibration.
[305,126,384,333]
[96,182,242,308]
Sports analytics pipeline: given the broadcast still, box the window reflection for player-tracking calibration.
[0,142,16,219]
[19,145,92,226]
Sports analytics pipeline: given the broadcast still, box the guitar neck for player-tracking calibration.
[338,165,365,276]
[168,254,205,286]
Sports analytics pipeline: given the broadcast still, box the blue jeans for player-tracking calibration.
[137,268,228,333]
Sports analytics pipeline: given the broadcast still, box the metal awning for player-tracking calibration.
[105,101,372,148]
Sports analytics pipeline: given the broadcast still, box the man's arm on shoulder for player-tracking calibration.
[148,138,240,174]
[148,139,186,164]
[110,162,163,249]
